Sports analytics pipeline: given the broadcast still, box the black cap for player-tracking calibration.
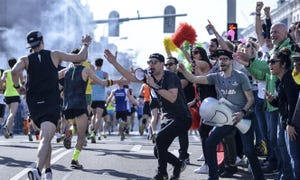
[215,49,233,59]
[149,53,165,63]
[26,30,43,48]
[292,55,300,62]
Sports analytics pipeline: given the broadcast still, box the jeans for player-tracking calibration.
[287,126,300,180]
[205,123,264,180]
[265,110,280,169]
[254,94,266,144]
[198,123,214,164]
[154,117,191,175]
[277,115,293,180]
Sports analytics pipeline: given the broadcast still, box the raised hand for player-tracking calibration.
[104,49,118,64]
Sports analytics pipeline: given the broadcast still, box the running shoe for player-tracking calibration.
[151,133,156,144]
[27,168,41,180]
[3,126,9,139]
[194,163,209,174]
[120,131,125,141]
[90,131,96,143]
[71,160,83,169]
[170,160,186,180]
[23,119,30,135]
[153,172,168,180]
[28,133,33,141]
[197,154,205,161]
[44,171,52,180]
[63,129,72,149]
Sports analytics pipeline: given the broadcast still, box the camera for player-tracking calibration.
[134,67,152,81]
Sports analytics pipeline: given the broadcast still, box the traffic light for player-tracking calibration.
[163,5,176,33]
[226,23,238,42]
[109,11,120,37]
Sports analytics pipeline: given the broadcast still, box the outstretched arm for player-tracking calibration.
[104,49,140,82]
[177,63,208,84]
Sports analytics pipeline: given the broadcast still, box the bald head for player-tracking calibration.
[271,23,288,45]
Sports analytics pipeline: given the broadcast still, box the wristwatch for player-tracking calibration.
[13,84,20,89]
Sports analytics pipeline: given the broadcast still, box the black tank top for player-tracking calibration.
[63,65,87,110]
[26,50,60,105]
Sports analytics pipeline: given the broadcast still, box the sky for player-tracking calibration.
[84,0,278,68]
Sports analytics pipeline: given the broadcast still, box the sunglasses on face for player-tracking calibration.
[192,51,200,55]
[147,60,160,65]
[164,62,176,67]
[267,59,281,65]
[218,57,230,61]
[245,44,252,48]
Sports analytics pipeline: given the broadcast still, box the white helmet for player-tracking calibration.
[199,97,251,134]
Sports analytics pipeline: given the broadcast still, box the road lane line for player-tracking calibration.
[130,145,142,152]
[10,148,72,180]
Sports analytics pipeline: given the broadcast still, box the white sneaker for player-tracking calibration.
[197,154,205,161]
[235,156,248,166]
[194,163,209,174]
[27,168,41,180]
[45,172,52,180]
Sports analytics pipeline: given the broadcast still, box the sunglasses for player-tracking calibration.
[147,60,160,65]
[192,51,200,55]
[267,59,281,65]
[218,57,230,61]
[164,62,176,67]
[245,44,252,48]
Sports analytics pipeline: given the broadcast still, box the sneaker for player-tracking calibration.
[28,134,33,141]
[219,165,238,177]
[182,157,190,165]
[153,172,168,180]
[23,119,30,135]
[235,156,248,167]
[197,154,205,161]
[45,172,52,180]
[120,131,125,141]
[27,168,41,180]
[151,133,156,144]
[194,163,209,174]
[56,134,65,143]
[3,126,10,139]
[63,129,72,149]
[170,160,186,180]
[71,160,83,169]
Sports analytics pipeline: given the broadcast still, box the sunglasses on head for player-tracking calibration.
[267,59,281,65]
[147,59,160,65]
[164,62,176,67]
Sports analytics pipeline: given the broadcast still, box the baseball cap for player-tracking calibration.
[26,30,43,48]
[215,49,233,59]
[149,53,165,63]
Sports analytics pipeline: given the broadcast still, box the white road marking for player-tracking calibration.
[10,148,72,180]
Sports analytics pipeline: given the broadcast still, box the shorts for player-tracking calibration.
[150,98,160,110]
[91,101,106,109]
[116,111,130,122]
[0,104,5,118]
[143,101,151,116]
[63,109,88,120]
[91,101,108,117]
[86,94,92,105]
[4,96,20,105]
[107,109,115,115]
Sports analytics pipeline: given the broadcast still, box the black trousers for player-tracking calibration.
[153,117,191,174]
